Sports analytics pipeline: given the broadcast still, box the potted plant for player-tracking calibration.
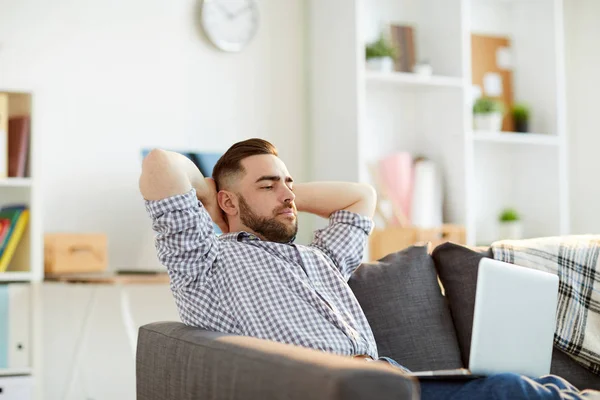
[512,103,530,133]
[365,35,397,72]
[473,97,504,131]
[498,208,523,240]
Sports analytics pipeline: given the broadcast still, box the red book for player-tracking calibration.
[0,218,10,245]
[8,116,30,177]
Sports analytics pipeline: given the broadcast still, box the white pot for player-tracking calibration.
[498,221,523,240]
[366,56,394,72]
[473,112,503,131]
[413,63,433,76]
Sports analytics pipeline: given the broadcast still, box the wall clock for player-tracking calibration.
[200,0,260,52]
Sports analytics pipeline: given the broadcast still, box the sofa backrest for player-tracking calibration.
[137,322,417,400]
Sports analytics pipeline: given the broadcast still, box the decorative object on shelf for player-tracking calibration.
[473,97,505,131]
[389,24,416,73]
[471,34,514,131]
[512,103,530,133]
[199,0,259,53]
[368,163,409,228]
[413,60,432,76]
[377,152,413,226]
[411,157,442,229]
[498,208,523,240]
[365,34,397,72]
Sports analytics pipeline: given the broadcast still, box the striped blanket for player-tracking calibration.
[491,236,600,374]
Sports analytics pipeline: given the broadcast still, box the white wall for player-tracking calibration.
[565,0,600,234]
[0,0,308,270]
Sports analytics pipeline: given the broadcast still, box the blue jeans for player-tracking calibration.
[378,357,599,399]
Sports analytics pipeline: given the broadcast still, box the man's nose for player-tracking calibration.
[282,186,295,203]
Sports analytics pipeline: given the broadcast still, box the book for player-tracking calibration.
[0,94,8,179]
[390,24,416,73]
[0,206,26,260]
[0,210,29,273]
[0,219,10,245]
[7,116,30,178]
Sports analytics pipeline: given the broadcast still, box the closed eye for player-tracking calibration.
[262,186,273,190]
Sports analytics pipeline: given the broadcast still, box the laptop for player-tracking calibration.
[409,257,559,380]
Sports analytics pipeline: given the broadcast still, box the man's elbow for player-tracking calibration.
[360,183,377,217]
[142,149,168,171]
[344,183,377,218]
[139,149,169,200]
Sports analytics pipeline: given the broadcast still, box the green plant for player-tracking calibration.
[365,35,398,60]
[473,97,504,115]
[512,103,530,122]
[499,208,520,222]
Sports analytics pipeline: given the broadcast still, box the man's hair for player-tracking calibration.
[212,138,278,190]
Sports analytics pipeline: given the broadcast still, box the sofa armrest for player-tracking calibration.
[136,322,418,400]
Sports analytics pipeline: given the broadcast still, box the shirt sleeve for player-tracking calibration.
[309,210,374,281]
[144,188,219,287]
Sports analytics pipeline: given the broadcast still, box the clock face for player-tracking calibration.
[201,0,259,52]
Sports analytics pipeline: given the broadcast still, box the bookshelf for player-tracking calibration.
[308,0,569,246]
[0,90,42,398]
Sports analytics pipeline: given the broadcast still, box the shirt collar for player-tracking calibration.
[219,231,296,244]
[219,231,260,242]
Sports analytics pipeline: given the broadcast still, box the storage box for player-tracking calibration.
[44,233,107,274]
[369,225,466,261]
[0,376,33,400]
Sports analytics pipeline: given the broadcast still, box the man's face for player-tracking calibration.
[235,154,298,243]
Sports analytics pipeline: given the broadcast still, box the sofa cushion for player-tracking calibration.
[348,244,463,372]
[432,242,600,390]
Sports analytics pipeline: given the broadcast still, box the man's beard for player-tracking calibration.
[238,195,298,243]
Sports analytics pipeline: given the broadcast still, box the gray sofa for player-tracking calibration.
[137,243,600,400]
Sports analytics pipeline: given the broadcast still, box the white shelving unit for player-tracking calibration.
[308,0,568,246]
[0,90,43,399]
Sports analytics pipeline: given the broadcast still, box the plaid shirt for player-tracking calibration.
[145,188,379,359]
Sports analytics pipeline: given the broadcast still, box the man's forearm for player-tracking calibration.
[293,182,377,219]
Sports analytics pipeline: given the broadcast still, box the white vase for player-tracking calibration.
[473,112,503,131]
[498,221,523,240]
[366,56,394,72]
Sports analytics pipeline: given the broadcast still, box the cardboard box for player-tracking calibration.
[369,225,466,261]
[44,233,107,274]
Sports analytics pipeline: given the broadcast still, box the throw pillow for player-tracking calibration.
[348,244,463,371]
[431,242,491,366]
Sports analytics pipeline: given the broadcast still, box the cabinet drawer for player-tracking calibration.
[0,376,33,400]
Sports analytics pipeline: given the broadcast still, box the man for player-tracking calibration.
[140,138,598,400]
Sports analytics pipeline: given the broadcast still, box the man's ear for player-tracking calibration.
[218,190,238,216]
